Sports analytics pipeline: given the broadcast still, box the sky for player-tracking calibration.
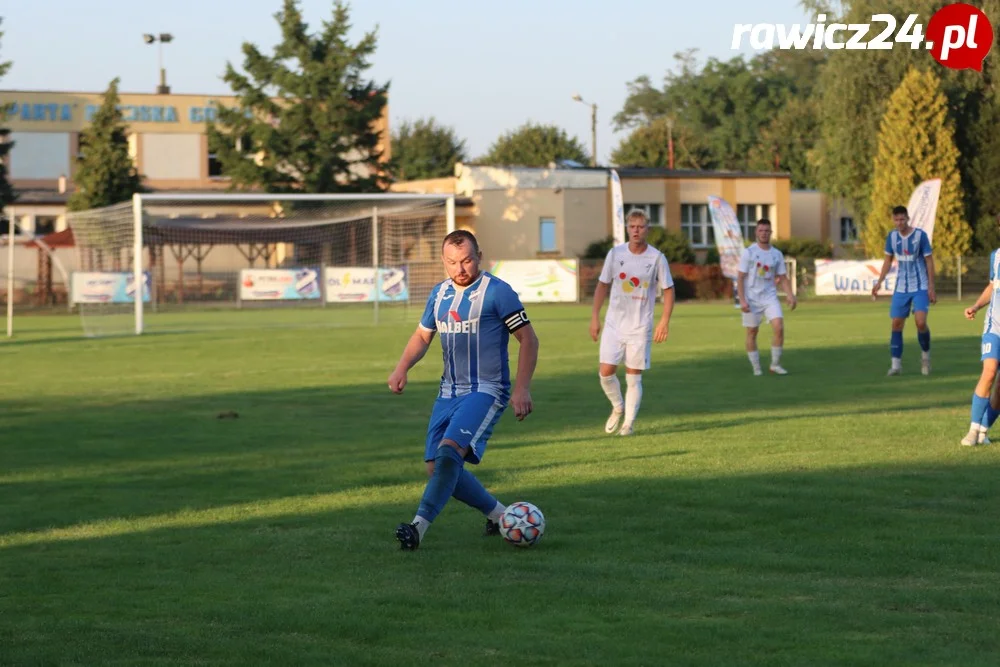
[0,0,812,164]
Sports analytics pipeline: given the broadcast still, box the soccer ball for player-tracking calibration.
[499,501,545,547]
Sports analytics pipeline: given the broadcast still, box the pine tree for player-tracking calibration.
[865,67,970,269]
[0,19,15,209]
[68,78,144,211]
[208,0,388,193]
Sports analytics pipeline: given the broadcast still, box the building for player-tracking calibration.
[0,88,390,235]
[392,163,793,261]
[790,190,859,257]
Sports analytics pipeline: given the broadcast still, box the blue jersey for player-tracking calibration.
[983,250,1000,336]
[419,272,529,401]
[885,228,932,293]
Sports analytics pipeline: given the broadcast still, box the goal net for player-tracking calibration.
[66,193,455,336]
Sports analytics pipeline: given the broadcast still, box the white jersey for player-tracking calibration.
[598,243,673,336]
[739,243,786,304]
[983,249,1000,337]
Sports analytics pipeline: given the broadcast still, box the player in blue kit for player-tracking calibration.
[871,205,936,376]
[961,244,1000,446]
[387,230,539,550]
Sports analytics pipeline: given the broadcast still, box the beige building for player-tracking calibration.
[790,190,859,256]
[393,164,793,261]
[616,168,791,249]
[0,89,390,236]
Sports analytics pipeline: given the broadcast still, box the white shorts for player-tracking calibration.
[600,327,652,370]
[742,298,783,328]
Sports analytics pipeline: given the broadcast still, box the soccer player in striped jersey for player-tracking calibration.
[387,230,539,550]
[871,206,936,376]
[961,245,1000,446]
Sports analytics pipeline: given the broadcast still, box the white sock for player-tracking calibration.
[748,351,761,371]
[599,374,624,412]
[487,502,505,521]
[624,374,643,426]
[771,346,782,366]
[412,515,431,539]
[922,350,930,361]
[891,357,902,370]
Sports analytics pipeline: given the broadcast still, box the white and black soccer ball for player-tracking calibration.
[499,501,545,547]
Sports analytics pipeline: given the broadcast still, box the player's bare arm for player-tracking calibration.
[778,274,797,310]
[511,324,539,420]
[871,255,894,298]
[737,272,750,312]
[654,286,674,343]
[590,280,610,341]
[925,254,937,303]
[965,284,993,320]
[388,326,435,394]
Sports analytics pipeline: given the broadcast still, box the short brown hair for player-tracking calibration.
[756,218,772,228]
[442,229,480,254]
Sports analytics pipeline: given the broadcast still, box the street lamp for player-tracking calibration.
[143,33,174,94]
[572,93,597,167]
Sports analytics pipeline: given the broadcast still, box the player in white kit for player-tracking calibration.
[961,246,1000,446]
[737,219,797,376]
[590,209,675,436]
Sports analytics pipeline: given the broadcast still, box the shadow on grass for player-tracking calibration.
[1,458,999,666]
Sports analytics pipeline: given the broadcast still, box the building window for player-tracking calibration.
[737,204,771,241]
[34,216,57,236]
[624,203,663,226]
[840,216,857,244]
[208,153,223,177]
[681,203,712,248]
[539,217,557,252]
[208,134,251,178]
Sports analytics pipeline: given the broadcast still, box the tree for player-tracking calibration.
[481,122,588,167]
[0,19,14,210]
[814,0,1000,227]
[865,68,970,266]
[207,0,389,193]
[390,117,466,181]
[67,78,144,211]
[747,97,821,188]
[613,48,824,182]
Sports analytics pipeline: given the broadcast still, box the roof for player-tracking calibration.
[615,167,792,180]
[11,189,71,205]
[26,227,74,248]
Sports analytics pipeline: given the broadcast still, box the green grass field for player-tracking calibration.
[3,301,1000,666]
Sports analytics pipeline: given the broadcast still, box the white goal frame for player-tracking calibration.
[125,192,455,335]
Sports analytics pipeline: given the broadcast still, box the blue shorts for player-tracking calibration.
[424,392,506,465]
[890,290,929,319]
[982,333,1000,361]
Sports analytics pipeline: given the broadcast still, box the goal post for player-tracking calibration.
[66,192,456,336]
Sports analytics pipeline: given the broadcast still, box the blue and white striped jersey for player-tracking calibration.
[983,250,1000,336]
[885,228,932,293]
[419,272,529,401]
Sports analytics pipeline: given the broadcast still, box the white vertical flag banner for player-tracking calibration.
[610,169,626,246]
[707,196,745,280]
[906,178,942,242]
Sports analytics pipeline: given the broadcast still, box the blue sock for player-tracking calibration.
[452,469,498,515]
[971,393,991,429]
[987,404,1000,429]
[918,329,931,352]
[890,331,903,360]
[416,445,465,522]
